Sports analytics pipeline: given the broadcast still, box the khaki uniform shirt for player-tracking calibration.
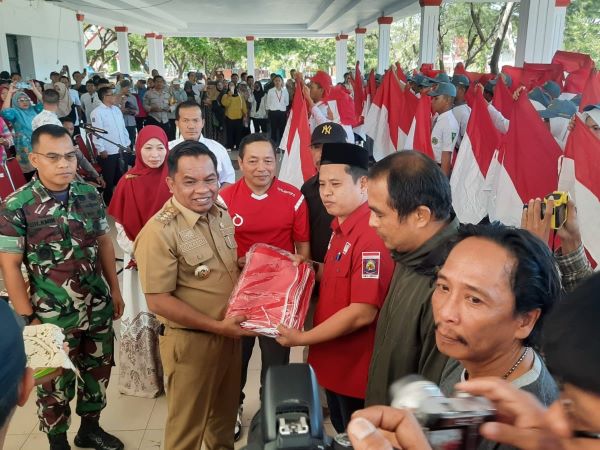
[134,197,239,329]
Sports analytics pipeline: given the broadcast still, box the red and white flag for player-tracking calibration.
[364,69,406,161]
[579,70,600,112]
[451,89,501,224]
[492,76,515,121]
[490,94,562,226]
[558,116,600,262]
[352,61,365,125]
[404,94,434,159]
[279,76,317,189]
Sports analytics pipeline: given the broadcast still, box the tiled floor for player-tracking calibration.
[4,150,333,449]
[5,340,324,450]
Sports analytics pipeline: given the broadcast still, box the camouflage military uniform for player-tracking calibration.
[0,177,115,435]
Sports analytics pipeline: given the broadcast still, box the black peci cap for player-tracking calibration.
[320,142,369,170]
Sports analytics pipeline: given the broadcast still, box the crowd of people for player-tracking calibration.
[0,58,598,450]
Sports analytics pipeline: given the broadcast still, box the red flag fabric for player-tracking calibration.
[558,116,600,262]
[492,76,515,120]
[552,51,596,94]
[279,75,317,188]
[451,89,501,223]
[395,62,407,82]
[501,66,524,92]
[364,69,406,160]
[522,63,565,90]
[490,94,562,225]
[352,61,365,125]
[420,64,440,78]
[327,85,357,127]
[579,70,600,111]
[405,95,434,159]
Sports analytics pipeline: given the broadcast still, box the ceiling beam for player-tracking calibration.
[116,0,187,29]
[317,0,364,32]
[307,0,337,29]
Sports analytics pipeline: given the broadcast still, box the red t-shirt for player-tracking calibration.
[308,202,393,399]
[220,178,310,257]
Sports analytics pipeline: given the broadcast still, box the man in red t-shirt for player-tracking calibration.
[276,142,393,433]
[219,133,310,440]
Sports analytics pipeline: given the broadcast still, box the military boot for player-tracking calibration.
[74,418,124,450]
[48,432,71,450]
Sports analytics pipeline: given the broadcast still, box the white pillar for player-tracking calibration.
[115,26,131,74]
[418,0,441,66]
[515,0,557,66]
[550,0,569,57]
[0,32,9,71]
[246,36,255,78]
[155,35,165,76]
[145,33,157,73]
[335,34,348,84]
[355,27,366,74]
[377,17,393,75]
[76,13,87,69]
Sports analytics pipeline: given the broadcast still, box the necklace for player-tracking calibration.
[502,346,530,379]
[464,347,530,381]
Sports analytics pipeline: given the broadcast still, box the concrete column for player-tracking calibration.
[335,34,348,84]
[246,36,255,78]
[155,35,165,76]
[551,0,569,57]
[377,17,393,75]
[515,0,557,66]
[0,32,9,72]
[115,26,131,74]
[145,33,157,73]
[418,0,442,66]
[355,28,366,74]
[76,13,87,69]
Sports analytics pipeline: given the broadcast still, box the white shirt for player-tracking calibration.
[452,103,471,148]
[431,109,459,164]
[488,103,510,134]
[81,92,100,118]
[265,88,289,112]
[69,88,82,125]
[310,101,355,143]
[90,103,131,155]
[169,134,235,184]
[31,109,62,131]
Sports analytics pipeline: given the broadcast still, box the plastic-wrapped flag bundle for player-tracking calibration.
[225,243,315,337]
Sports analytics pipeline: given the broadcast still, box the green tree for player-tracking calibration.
[564,0,600,62]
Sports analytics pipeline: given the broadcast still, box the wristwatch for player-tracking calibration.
[21,312,37,325]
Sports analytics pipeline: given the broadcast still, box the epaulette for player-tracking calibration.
[155,206,180,224]
[125,174,138,180]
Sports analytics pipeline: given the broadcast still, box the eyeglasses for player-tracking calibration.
[33,152,78,163]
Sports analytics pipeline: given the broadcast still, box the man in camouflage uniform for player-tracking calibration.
[0,124,125,450]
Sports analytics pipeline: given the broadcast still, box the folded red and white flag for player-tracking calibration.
[404,94,434,159]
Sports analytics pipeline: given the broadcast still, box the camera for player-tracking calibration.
[390,375,495,450]
[541,191,569,230]
[16,81,30,89]
[245,364,355,450]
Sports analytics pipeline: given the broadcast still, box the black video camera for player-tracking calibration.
[244,364,353,450]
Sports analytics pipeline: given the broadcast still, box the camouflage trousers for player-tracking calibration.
[37,318,115,435]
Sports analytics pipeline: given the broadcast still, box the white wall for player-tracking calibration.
[0,0,83,82]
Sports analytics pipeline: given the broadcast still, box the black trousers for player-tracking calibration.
[126,126,137,150]
[97,154,123,206]
[326,389,364,433]
[268,110,287,147]
[239,335,290,405]
[252,118,268,134]
[225,117,244,150]
[145,116,171,139]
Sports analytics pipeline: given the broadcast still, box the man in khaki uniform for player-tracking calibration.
[134,140,251,450]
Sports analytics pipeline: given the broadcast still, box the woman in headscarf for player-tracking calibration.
[53,80,73,119]
[107,125,171,398]
[0,81,43,179]
[249,80,268,133]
